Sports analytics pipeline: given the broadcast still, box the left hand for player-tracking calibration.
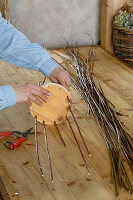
[49,67,71,91]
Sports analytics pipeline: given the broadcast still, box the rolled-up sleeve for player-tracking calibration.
[0,13,59,77]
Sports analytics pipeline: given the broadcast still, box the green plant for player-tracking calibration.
[114,6,133,29]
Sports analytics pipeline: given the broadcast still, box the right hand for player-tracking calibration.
[13,83,51,107]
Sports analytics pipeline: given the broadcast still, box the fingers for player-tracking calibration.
[65,71,71,90]
[41,87,51,96]
[13,83,52,107]
[59,79,67,89]
[28,83,51,96]
[50,78,59,84]
[31,88,48,103]
[49,67,71,90]
[22,75,71,108]
[25,83,51,107]
[65,77,71,91]
[29,94,43,106]
[59,76,71,91]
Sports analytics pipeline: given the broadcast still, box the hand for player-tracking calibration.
[49,67,71,91]
[13,83,51,106]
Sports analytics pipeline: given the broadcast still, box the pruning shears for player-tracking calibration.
[0,128,37,150]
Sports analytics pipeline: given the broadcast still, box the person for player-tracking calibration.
[0,12,71,111]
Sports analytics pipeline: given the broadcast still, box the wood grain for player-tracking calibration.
[0,47,132,200]
[30,83,72,125]
[0,176,11,200]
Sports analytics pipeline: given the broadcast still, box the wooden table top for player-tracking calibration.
[0,47,133,200]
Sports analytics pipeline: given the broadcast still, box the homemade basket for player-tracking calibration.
[113,25,133,66]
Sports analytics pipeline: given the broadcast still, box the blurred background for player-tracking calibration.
[9,0,100,49]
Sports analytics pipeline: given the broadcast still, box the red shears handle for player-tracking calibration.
[4,137,26,150]
[0,132,13,137]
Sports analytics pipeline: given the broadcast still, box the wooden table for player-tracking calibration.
[0,47,133,200]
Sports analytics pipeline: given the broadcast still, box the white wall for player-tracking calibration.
[9,0,100,49]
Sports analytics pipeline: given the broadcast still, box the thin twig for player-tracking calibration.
[66,116,90,175]
[43,121,53,183]
[35,116,44,176]
[54,121,66,147]
[67,96,91,157]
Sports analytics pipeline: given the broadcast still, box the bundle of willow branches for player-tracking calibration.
[55,45,133,197]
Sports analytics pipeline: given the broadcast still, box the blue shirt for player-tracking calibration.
[0,13,59,111]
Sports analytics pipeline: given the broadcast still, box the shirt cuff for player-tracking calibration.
[1,85,16,109]
[38,57,59,77]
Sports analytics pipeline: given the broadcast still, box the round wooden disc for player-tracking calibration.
[30,83,72,125]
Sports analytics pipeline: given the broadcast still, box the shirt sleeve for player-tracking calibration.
[0,12,59,111]
[0,86,16,110]
[0,13,59,77]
